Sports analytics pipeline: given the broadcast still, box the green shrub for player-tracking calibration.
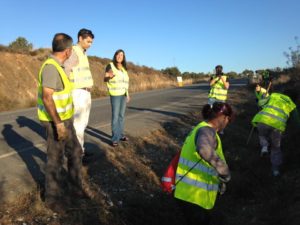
[8,37,33,53]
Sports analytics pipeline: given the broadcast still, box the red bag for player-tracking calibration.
[161,151,181,194]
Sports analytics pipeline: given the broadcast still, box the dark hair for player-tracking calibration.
[215,65,223,70]
[202,102,233,121]
[78,28,94,41]
[215,65,223,75]
[52,33,73,52]
[112,49,127,70]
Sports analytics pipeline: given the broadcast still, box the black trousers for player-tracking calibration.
[175,198,211,225]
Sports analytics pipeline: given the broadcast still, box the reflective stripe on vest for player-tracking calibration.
[208,75,228,101]
[37,58,73,121]
[106,62,129,96]
[178,157,218,176]
[161,177,172,182]
[252,93,296,132]
[69,45,93,89]
[175,175,219,191]
[38,103,73,113]
[174,121,227,210]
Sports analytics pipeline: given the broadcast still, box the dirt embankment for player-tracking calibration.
[1,73,300,225]
[0,51,206,112]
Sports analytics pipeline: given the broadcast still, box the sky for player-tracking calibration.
[0,0,299,73]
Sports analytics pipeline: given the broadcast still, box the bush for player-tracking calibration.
[8,37,33,53]
[161,67,181,77]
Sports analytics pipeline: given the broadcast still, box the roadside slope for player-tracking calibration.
[0,51,206,112]
[1,82,300,225]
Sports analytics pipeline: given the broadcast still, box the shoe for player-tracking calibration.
[111,142,118,147]
[120,136,129,141]
[260,146,268,156]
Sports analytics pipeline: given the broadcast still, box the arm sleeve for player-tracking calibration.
[105,64,112,72]
[41,64,63,90]
[195,127,230,176]
[63,50,79,76]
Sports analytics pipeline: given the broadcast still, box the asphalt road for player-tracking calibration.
[0,79,247,203]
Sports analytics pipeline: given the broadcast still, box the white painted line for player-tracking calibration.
[0,143,45,159]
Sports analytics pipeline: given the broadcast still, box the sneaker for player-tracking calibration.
[260,146,268,156]
[120,136,129,141]
[111,142,118,147]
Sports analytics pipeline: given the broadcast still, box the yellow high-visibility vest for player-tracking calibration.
[252,93,296,132]
[208,75,228,101]
[69,45,93,89]
[37,58,73,121]
[174,121,227,210]
[106,62,129,96]
[255,87,269,107]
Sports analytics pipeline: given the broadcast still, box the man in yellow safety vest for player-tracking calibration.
[208,65,230,105]
[37,33,84,212]
[64,28,94,157]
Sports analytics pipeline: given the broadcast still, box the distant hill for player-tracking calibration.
[0,50,205,112]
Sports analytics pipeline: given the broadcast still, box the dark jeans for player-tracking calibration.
[41,119,82,202]
[110,95,127,142]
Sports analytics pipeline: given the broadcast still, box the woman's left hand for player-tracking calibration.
[126,95,131,103]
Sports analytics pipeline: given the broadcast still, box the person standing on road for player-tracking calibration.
[208,65,230,105]
[64,28,94,157]
[174,102,233,225]
[252,90,299,177]
[104,49,130,147]
[37,33,83,212]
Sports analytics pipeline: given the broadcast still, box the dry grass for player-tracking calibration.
[0,51,206,112]
[1,76,300,224]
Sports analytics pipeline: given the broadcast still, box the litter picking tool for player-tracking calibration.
[266,81,272,93]
[246,126,255,145]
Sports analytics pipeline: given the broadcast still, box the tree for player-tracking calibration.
[283,36,300,68]
[161,67,181,77]
[241,69,254,78]
[226,71,239,79]
[8,37,33,53]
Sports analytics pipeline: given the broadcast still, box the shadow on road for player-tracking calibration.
[16,116,46,139]
[86,126,111,145]
[1,124,46,190]
[127,106,183,118]
[179,85,209,91]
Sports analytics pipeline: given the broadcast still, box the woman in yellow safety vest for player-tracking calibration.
[104,49,130,146]
[174,102,233,225]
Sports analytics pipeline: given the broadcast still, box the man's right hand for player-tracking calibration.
[56,122,69,141]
